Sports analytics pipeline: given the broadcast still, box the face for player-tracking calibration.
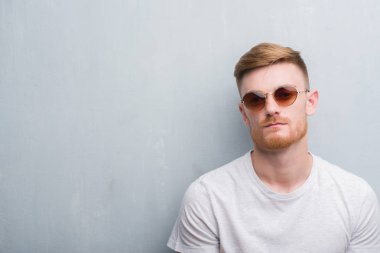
[239,62,318,152]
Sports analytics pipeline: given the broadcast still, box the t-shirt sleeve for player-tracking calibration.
[347,183,380,253]
[167,179,220,253]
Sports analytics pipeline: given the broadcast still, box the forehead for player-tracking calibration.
[240,62,306,96]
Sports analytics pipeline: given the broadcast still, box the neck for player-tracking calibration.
[251,137,313,194]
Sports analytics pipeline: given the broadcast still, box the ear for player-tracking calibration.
[239,102,250,128]
[306,89,319,116]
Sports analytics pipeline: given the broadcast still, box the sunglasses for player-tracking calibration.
[241,86,310,112]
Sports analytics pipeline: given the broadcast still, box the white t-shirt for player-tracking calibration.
[167,151,380,253]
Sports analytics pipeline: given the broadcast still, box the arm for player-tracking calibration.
[347,184,380,253]
[167,179,220,253]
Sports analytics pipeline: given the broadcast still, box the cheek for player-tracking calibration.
[291,111,308,130]
[246,112,254,121]
[291,102,307,120]
[246,113,261,128]
[242,113,254,130]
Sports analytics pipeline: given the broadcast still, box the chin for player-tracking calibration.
[253,133,304,151]
[252,122,308,151]
[262,138,294,150]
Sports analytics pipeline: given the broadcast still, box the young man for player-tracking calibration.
[167,43,380,253]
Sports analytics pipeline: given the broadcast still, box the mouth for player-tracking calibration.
[264,123,287,128]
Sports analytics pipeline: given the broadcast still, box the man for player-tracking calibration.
[167,43,380,253]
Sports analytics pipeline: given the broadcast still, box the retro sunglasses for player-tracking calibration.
[241,86,310,112]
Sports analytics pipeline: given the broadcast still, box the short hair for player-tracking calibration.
[234,43,309,91]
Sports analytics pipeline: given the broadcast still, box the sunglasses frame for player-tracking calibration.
[241,85,310,111]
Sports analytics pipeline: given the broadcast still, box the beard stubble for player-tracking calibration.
[251,116,308,151]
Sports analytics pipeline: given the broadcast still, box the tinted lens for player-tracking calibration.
[242,92,266,111]
[274,86,298,106]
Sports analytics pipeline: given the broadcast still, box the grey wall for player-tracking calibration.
[1,0,380,252]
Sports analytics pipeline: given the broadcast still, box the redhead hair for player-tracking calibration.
[234,43,309,90]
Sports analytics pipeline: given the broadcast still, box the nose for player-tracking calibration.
[264,94,280,116]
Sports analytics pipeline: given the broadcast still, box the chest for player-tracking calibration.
[214,191,351,253]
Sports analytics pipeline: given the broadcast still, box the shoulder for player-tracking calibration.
[182,152,250,206]
[314,154,373,194]
[313,154,378,217]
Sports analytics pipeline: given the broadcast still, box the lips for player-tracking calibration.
[265,123,286,128]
